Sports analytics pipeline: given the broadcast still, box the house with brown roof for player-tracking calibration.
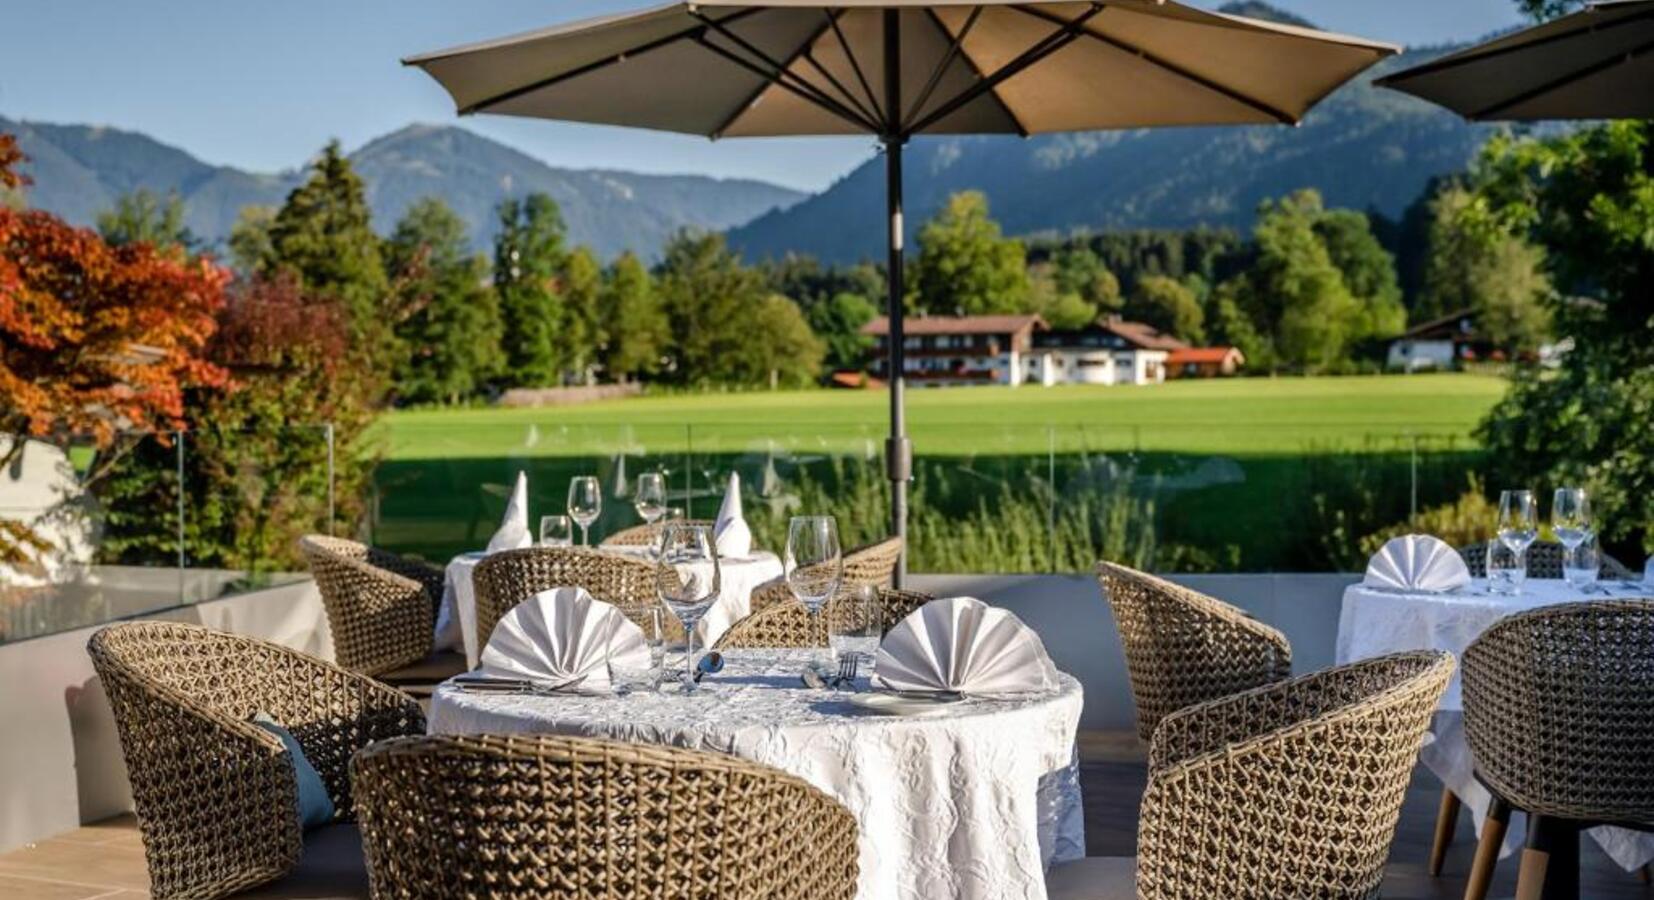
[861,314,1047,386]
[1029,315,1185,386]
[1167,346,1246,378]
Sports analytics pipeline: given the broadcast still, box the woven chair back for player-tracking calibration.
[473,546,686,648]
[1458,539,1633,580]
[1463,599,1654,824]
[714,588,933,650]
[352,733,859,899]
[299,534,435,675]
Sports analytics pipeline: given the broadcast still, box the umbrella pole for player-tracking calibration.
[883,9,911,587]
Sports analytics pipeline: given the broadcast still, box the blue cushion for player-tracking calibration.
[251,712,336,830]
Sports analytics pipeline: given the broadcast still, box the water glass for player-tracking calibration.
[567,476,602,546]
[786,516,844,674]
[539,514,573,547]
[830,585,881,689]
[609,606,665,695]
[635,472,668,525]
[656,523,720,693]
[1486,541,1527,595]
[1564,539,1600,590]
[1496,489,1538,564]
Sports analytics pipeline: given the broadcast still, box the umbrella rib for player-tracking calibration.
[799,13,884,127]
[1009,4,1298,125]
[1470,33,1654,119]
[903,6,986,130]
[456,8,765,115]
[692,10,881,131]
[713,14,860,138]
[825,8,887,125]
[906,4,1103,135]
[692,32,877,132]
[917,7,1028,137]
[1376,6,1654,86]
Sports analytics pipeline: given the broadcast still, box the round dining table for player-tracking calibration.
[436,546,783,668]
[1336,576,1654,871]
[428,649,1086,900]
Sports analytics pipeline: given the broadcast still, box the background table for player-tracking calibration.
[1337,577,1654,870]
[429,649,1085,900]
[436,549,782,667]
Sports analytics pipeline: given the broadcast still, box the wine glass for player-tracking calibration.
[1552,487,1594,586]
[655,522,720,693]
[567,476,601,546]
[538,514,573,547]
[1496,489,1538,590]
[786,515,843,676]
[635,472,668,526]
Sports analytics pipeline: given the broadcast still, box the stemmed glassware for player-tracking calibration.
[538,514,573,547]
[1494,489,1538,594]
[567,476,601,546]
[786,515,843,676]
[634,472,668,527]
[1552,487,1595,588]
[655,522,721,693]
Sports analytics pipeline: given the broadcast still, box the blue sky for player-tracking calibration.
[1,0,1523,192]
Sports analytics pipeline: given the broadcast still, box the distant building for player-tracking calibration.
[1386,309,1497,371]
[861,314,1047,386]
[1167,346,1246,378]
[1029,315,1186,386]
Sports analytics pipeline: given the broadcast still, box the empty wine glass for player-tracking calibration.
[567,476,601,546]
[1552,487,1593,584]
[1496,489,1538,589]
[539,514,573,547]
[635,472,668,526]
[786,515,843,677]
[656,523,720,693]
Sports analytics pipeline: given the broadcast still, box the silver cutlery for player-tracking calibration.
[451,674,588,695]
[833,654,860,690]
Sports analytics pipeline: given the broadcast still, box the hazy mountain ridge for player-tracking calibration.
[1,117,805,260]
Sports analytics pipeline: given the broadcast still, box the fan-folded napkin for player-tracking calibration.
[485,471,532,553]
[872,596,1059,696]
[1363,534,1470,593]
[479,587,649,689]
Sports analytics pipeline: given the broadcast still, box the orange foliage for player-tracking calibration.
[0,194,230,448]
[0,133,24,190]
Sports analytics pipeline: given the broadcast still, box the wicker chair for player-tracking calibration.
[472,545,686,649]
[1458,539,1634,580]
[351,733,860,899]
[87,621,425,900]
[1096,561,1292,744]
[714,588,933,650]
[1047,651,1455,900]
[748,535,906,613]
[1457,600,1654,900]
[601,518,715,548]
[298,535,446,677]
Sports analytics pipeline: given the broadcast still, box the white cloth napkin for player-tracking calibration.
[1363,534,1471,593]
[485,471,532,554]
[873,596,1059,696]
[714,472,753,558]
[479,587,649,690]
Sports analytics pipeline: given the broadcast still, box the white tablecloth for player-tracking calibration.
[428,649,1086,900]
[436,549,783,667]
[1337,577,1654,870]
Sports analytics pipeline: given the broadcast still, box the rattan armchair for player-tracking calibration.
[713,588,933,650]
[87,621,425,900]
[602,518,714,547]
[299,535,442,677]
[1096,560,1292,744]
[351,733,859,899]
[1458,600,1654,900]
[1048,651,1454,900]
[472,545,686,648]
[748,535,906,613]
[1458,539,1634,580]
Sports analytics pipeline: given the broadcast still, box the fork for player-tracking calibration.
[833,654,860,691]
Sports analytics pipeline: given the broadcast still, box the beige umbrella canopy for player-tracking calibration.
[1377,0,1654,121]
[406,0,1396,581]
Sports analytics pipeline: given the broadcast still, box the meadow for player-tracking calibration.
[370,374,1506,573]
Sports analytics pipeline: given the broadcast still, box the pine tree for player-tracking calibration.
[97,189,196,253]
[385,198,503,404]
[560,246,605,383]
[494,194,567,387]
[602,251,667,381]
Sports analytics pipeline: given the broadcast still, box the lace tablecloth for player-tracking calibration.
[428,649,1086,900]
[1337,578,1654,871]
[436,549,783,667]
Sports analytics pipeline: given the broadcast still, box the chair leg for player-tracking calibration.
[1431,788,1462,876]
[1463,796,1510,900]
[1516,814,1580,900]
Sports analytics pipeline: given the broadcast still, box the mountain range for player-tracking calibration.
[0,117,806,260]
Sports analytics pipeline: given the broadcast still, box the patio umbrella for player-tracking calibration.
[405,0,1395,583]
[1377,0,1654,120]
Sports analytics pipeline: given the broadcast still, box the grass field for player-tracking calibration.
[379,373,1507,460]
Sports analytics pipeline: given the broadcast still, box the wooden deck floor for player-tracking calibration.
[1,732,1646,899]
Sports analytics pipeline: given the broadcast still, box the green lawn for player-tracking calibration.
[380,373,1506,460]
